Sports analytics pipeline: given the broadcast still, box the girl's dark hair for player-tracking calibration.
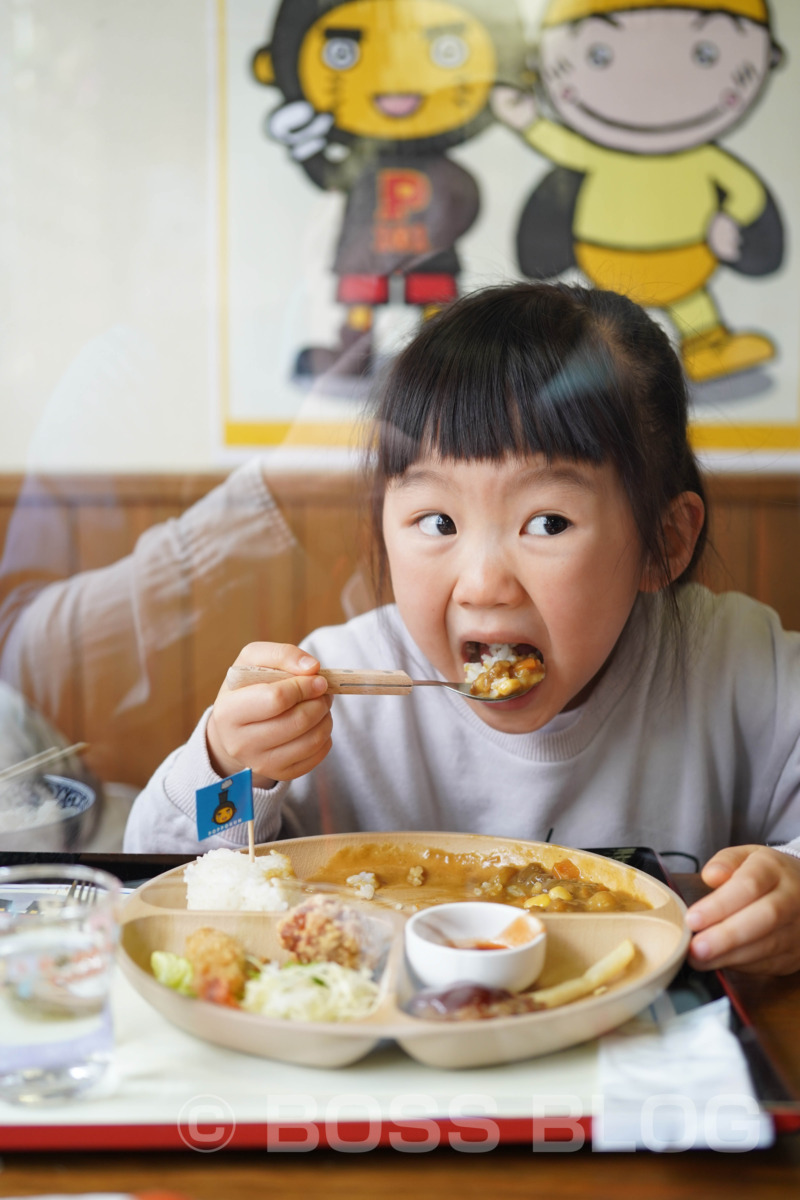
[369,281,707,601]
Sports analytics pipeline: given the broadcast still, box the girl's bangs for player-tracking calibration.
[377,332,628,479]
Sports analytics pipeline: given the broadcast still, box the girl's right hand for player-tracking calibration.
[206,643,333,788]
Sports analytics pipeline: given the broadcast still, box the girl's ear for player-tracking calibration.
[640,491,706,593]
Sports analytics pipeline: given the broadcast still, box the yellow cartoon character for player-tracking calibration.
[253,0,524,381]
[492,0,785,384]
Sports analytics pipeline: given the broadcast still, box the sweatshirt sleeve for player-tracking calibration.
[122,706,290,853]
[0,459,301,787]
[121,612,388,853]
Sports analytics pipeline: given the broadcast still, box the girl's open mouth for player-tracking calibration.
[462,643,545,701]
[462,641,542,665]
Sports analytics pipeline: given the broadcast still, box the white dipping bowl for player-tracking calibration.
[405,902,547,993]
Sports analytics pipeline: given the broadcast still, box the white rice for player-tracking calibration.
[463,643,519,685]
[184,847,299,912]
[0,778,64,832]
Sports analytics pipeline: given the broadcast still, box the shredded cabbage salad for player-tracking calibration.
[242,961,380,1022]
[151,950,380,1022]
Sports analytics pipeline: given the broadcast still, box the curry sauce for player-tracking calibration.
[308,842,649,912]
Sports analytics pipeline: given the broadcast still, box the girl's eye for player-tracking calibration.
[418,512,457,537]
[692,40,719,67]
[430,34,469,69]
[525,514,571,537]
[587,42,613,68]
[322,37,361,71]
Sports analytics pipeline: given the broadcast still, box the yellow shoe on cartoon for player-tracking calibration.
[680,323,775,383]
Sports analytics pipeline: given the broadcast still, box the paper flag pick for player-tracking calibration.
[195,768,253,841]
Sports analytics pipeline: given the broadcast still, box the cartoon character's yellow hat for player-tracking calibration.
[541,0,769,27]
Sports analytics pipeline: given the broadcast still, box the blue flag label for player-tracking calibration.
[195,769,253,841]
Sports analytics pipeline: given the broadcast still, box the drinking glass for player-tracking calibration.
[0,863,121,1104]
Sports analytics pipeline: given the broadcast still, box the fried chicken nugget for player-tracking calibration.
[184,926,248,1005]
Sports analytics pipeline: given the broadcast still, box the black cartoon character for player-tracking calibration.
[253,0,525,381]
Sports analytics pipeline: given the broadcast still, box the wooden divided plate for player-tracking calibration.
[118,832,690,1070]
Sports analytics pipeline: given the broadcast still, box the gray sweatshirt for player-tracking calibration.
[124,585,800,866]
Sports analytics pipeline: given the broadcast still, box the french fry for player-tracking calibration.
[532,938,637,1009]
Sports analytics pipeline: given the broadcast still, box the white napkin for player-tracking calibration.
[593,994,773,1151]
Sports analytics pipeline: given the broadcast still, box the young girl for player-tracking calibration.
[125,282,800,976]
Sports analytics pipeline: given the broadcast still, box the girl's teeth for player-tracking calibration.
[462,641,543,664]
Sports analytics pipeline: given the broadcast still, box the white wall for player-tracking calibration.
[2,0,798,473]
[1,0,213,471]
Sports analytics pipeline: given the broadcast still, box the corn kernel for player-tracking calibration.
[523,894,551,908]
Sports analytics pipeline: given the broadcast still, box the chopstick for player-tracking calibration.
[0,742,89,787]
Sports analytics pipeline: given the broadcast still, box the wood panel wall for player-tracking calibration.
[697,474,800,631]
[1,470,799,786]
[0,471,370,642]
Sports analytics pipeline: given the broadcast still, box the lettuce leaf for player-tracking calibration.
[151,950,195,996]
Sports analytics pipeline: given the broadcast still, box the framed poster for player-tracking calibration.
[216,0,800,463]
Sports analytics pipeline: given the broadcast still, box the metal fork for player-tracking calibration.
[63,879,99,906]
[23,881,96,914]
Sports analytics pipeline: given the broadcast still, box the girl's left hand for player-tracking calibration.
[685,845,800,975]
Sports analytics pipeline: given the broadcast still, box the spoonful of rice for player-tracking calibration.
[226,645,545,704]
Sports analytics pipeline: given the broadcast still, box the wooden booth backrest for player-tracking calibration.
[1,470,800,787]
